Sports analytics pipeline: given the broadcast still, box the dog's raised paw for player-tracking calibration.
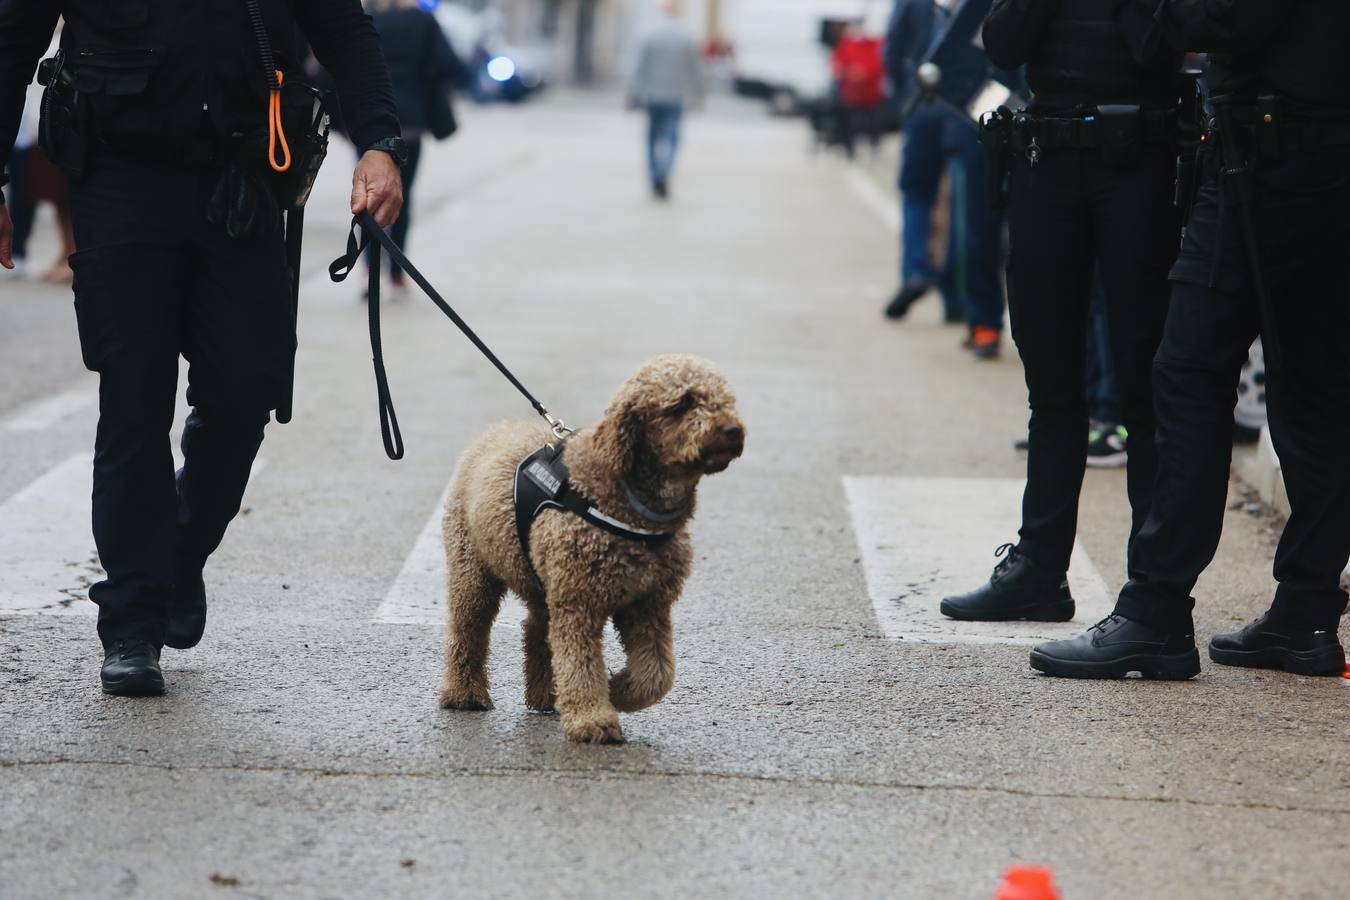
[565,720,626,745]
[439,687,494,711]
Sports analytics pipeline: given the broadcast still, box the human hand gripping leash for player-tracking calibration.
[329,212,574,460]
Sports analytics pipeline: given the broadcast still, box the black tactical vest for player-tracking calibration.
[59,0,304,141]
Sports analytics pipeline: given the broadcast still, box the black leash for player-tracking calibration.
[329,210,573,460]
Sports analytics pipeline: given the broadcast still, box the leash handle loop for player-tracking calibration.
[330,212,566,459]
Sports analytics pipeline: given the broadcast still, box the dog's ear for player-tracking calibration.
[591,392,643,474]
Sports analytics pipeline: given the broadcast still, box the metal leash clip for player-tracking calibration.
[1026,136,1041,168]
[542,410,575,442]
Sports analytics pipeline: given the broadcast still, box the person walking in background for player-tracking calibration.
[2,27,72,283]
[1085,276,1128,468]
[628,1,703,200]
[365,0,463,298]
[830,24,886,160]
[882,0,1006,360]
[0,57,38,282]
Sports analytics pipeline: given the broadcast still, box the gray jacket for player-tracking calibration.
[629,18,704,107]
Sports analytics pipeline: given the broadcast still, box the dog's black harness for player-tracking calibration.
[514,444,677,566]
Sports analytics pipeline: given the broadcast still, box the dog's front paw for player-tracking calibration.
[564,717,626,745]
[609,667,673,713]
[439,685,494,711]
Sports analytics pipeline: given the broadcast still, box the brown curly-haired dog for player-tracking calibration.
[438,354,745,744]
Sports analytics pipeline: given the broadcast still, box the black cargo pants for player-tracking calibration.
[1115,143,1350,633]
[70,152,294,646]
[1005,142,1180,574]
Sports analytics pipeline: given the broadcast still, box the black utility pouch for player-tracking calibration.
[978,106,1015,211]
[36,51,90,181]
[1095,104,1142,167]
[269,81,331,210]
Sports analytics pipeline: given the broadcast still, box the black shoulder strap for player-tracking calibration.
[514,444,569,564]
[513,444,675,572]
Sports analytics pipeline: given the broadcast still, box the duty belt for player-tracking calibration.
[1205,105,1350,157]
[1012,109,1177,150]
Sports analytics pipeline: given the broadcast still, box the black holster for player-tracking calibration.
[1095,104,1142,167]
[36,51,91,182]
[979,106,1014,212]
[1174,77,1203,219]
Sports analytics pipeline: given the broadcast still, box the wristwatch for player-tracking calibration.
[363,136,409,168]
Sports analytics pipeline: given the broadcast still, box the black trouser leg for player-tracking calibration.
[1259,156,1350,630]
[1093,149,1178,553]
[1119,148,1350,633]
[1006,152,1095,572]
[71,154,292,643]
[70,159,194,646]
[177,176,294,575]
[1114,278,1258,632]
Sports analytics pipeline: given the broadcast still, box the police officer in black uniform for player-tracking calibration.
[0,0,404,695]
[1031,0,1350,680]
[939,0,1183,622]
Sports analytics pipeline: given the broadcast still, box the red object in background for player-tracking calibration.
[831,33,885,108]
[995,865,1062,900]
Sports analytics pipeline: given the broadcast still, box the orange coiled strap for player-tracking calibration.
[268,69,291,173]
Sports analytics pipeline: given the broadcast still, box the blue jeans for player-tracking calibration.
[1085,273,1121,424]
[647,103,683,187]
[899,105,1005,328]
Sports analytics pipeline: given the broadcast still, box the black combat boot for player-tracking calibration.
[940,544,1075,622]
[1029,614,1200,680]
[1209,614,1346,676]
[101,639,165,696]
[165,570,207,651]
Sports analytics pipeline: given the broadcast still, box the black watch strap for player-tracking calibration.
[363,137,408,167]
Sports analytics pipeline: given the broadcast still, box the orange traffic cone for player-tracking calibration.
[995,865,1062,900]
[1341,663,1350,681]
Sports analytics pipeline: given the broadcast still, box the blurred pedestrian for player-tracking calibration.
[830,25,885,159]
[365,0,464,298]
[940,0,1183,622]
[1,57,38,281]
[882,0,1006,360]
[0,0,404,696]
[628,1,704,200]
[1033,0,1350,680]
[2,28,70,283]
[1085,276,1128,468]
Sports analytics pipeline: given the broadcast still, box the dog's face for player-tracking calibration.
[594,354,745,477]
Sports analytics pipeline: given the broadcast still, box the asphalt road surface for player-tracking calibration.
[2,93,1347,899]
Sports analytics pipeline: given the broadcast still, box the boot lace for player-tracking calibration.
[1088,614,1123,634]
[990,543,1018,582]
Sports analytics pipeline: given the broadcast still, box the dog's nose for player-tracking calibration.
[721,425,744,444]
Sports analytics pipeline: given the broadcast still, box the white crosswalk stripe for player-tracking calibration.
[0,376,98,432]
[373,485,528,630]
[845,476,1113,645]
[0,451,265,616]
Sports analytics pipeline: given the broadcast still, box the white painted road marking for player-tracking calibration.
[373,487,527,630]
[0,376,98,432]
[844,476,1112,645]
[0,452,266,616]
[845,169,901,234]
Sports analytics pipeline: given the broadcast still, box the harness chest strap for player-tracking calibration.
[513,444,676,567]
